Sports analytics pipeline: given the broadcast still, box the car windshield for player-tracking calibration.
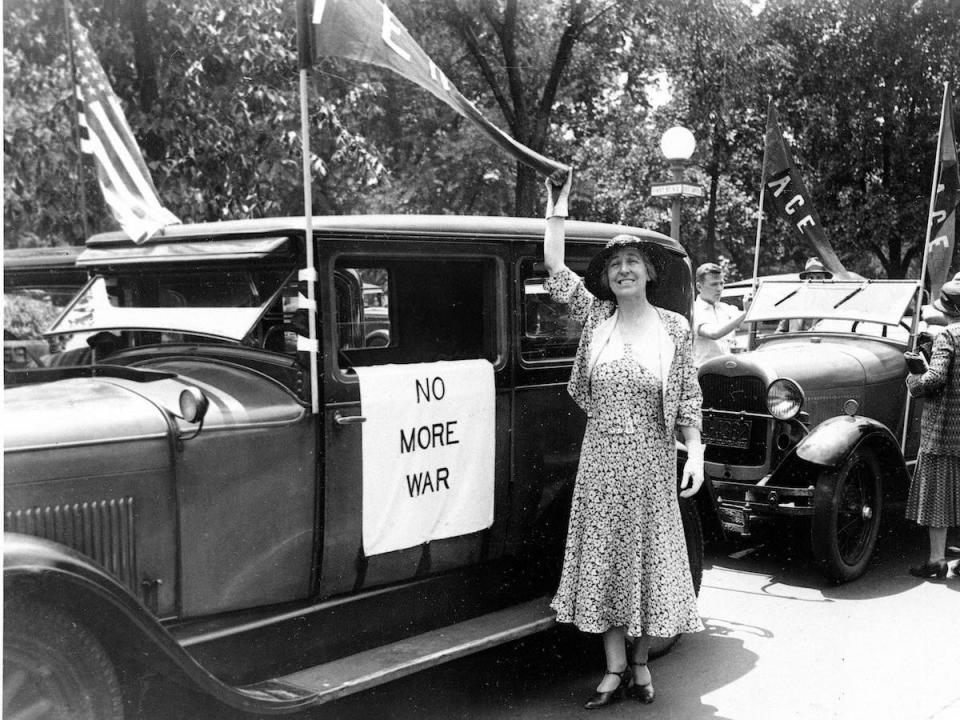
[47,266,294,342]
[745,279,919,326]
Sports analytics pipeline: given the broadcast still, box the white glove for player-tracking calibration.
[680,442,704,498]
[544,168,572,218]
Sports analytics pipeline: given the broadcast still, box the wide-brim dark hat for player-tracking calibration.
[934,278,960,316]
[585,234,676,302]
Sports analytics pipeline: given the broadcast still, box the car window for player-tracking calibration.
[520,259,588,363]
[47,266,295,344]
[337,268,393,350]
[335,256,498,368]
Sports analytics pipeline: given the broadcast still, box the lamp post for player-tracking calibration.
[654,126,698,242]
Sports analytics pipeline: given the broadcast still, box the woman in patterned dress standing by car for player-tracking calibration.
[905,277,960,579]
[541,172,704,708]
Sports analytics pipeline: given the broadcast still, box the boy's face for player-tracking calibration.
[697,272,724,303]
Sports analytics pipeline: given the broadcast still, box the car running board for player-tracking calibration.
[239,595,556,707]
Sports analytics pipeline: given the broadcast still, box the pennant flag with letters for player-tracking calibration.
[762,102,848,277]
[306,0,569,180]
[923,85,960,301]
[67,2,179,243]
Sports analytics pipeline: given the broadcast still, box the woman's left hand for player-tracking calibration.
[679,457,704,498]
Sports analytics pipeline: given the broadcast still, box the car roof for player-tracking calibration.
[3,246,82,270]
[83,215,684,255]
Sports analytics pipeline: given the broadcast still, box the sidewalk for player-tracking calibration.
[660,525,960,720]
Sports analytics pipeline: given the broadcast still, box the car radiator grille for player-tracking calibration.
[700,374,769,466]
[700,374,767,413]
[5,497,139,595]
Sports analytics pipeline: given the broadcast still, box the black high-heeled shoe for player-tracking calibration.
[583,667,631,710]
[626,662,655,704]
[909,560,948,579]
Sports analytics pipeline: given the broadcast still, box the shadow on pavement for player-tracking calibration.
[703,511,960,601]
[314,619,759,720]
[637,620,760,720]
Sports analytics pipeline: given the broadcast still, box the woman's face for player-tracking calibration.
[606,247,650,299]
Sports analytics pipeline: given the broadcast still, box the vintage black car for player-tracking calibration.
[698,277,925,582]
[4,216,705,718]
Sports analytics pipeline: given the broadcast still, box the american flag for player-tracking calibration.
[68,3,179,243]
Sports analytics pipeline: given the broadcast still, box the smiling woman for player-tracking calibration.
[540,172,704,709]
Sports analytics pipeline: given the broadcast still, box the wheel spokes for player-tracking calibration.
[836,461,876,563]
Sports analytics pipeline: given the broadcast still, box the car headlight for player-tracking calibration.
[766,378,804,420]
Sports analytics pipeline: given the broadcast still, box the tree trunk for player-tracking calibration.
[127,0,157,112]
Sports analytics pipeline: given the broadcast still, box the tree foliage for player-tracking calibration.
[4,0,960,281]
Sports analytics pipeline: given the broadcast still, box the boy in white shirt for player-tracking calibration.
[692,262,750,365]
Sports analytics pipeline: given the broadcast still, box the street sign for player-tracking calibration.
[649,182,705,199]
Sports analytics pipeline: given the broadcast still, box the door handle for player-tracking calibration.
[334,411,367,425]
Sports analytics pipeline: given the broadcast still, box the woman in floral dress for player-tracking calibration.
[542,172,704,708]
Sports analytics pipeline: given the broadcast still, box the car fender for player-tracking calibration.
[792,416,911,489]
[4,533,317,716]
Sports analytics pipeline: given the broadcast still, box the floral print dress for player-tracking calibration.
[546,268,703,638]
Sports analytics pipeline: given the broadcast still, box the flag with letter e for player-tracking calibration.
[305,0,568,180]
[923,84,960,302]
[762,102,848,277]
[67,2,179,243]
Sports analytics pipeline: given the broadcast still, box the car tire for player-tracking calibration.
[810,447,883,583]
[4,600,125,720]
[648,496,704,660]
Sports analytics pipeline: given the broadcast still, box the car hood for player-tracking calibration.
[701,336,905,389]
[4,376,182,450]
[5,361,307,451]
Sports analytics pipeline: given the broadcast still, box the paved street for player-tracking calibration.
[319,515,959,720]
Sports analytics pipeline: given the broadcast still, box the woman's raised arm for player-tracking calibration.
[544,170,572,276]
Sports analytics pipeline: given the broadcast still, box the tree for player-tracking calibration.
[3,0,385,247]
[759,0,960,278]
[5,0,959,266]
[652,0,789,269]
[340,0,654,218]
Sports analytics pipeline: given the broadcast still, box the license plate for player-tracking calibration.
[719,505,749,535]
[702,414,751,449]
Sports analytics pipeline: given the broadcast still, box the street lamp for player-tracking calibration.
[656,126,698,242]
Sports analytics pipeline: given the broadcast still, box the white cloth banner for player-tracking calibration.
[355,359,495,556]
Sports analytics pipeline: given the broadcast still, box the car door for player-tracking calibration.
[317,236,510,598]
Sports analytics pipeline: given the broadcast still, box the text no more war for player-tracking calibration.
[400,375,460,497]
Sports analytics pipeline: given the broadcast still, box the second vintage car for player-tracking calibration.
[697,276,926,582]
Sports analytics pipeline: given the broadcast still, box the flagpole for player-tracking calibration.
[748,102,772,351]
[751,186,766,285]
[297,0,320,416]
[900,81,950,452]
[64,0,90,242]
[914,81,950,336]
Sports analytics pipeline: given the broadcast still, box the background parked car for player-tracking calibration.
[697,276,924,582]
[3,246,87,368]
